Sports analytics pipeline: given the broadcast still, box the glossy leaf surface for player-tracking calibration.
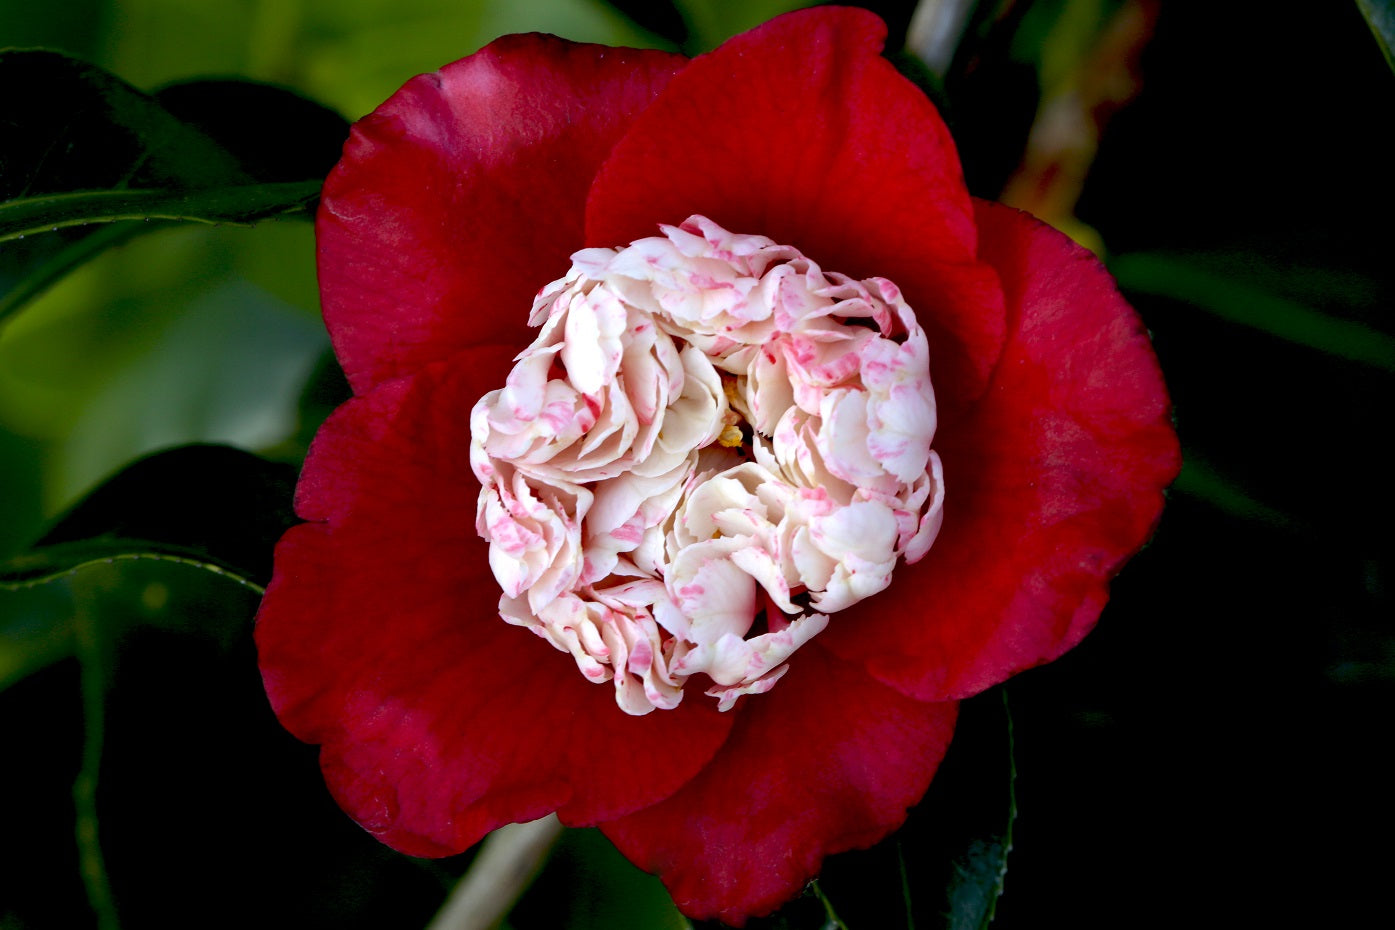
[0,51,346,326]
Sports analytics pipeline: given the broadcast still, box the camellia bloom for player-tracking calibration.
[256,7,1180,925]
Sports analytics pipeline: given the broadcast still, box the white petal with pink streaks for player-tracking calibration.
[471,216,946,714]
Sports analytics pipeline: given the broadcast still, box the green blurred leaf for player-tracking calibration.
[0,582,74,691]
[0,234,327,512]
[1172,450,1296,530]
[261,348,354,464]
[1357,0,1395,72]
[0,223,148,325]
[1111,251,1395,371]
[99,0,668,123]
[671,0,808,51]
[506,827,689,930]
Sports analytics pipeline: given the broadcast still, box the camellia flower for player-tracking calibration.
[256,6,1180,925]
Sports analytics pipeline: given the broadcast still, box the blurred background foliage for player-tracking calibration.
[2,0,1391,928]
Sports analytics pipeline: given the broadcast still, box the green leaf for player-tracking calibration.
[0,222,145,323]
[941,691,1016,930]
[0,50,345,325]
[1,445,294,694]
[1,443,297,594]
[0,180,323,242]
[703,691,1017,930]
[506,828,690,930]
[0,582,75,691]
[1171,450,1296,529]
[1110,251,1395,372]
[0,50,244,200]
[0,543,265,594]
[671,0,809,51]
[152,78,350,184]
[1357,0,1395,72]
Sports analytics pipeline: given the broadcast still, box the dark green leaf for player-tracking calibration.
[1,444,295,689]
[701,691,1017,930]
[0,179,323,241]
[153,79,349,184]
[0,51,345,325]
[1111,251,1395,371]
[0,582,74,691]
[0,50,243,201]
[1,444,297,592]
[1357,0,1395,72]
[1172,449,1297,530]
[940,691,1015,930]
[0,542,266,594]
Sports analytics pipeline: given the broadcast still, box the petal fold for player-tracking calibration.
[586,7,1006,409]
[318,35,685,394]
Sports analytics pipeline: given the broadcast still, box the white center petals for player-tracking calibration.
[470,216,945,714]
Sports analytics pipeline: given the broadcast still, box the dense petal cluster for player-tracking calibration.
[471,216,944,713]
[256,7,1180,925]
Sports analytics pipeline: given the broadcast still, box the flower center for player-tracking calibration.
[470,216,944,714]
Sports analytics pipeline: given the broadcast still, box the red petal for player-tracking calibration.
[256,351,732,856]
[318,35,685,394]
[823,203,1180,701]
[585,7,1006,408]
[601,645,958,924]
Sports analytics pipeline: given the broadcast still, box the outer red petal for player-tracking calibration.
[584,6,1006,408]
[318,35,685,395]
[601,644,958,925]
[255,352,733,856]
[823,202,1181,701]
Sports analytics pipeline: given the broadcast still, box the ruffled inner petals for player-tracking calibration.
[471,218,946,714]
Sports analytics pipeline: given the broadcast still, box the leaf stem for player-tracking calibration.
[72,586,120,930]
[424,814,564,930]
[810,879,850,930]
[898,841,916,930]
